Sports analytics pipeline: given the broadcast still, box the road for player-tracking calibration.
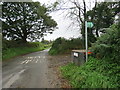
[2,49,60,88]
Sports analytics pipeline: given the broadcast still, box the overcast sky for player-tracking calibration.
[33,0,96,41]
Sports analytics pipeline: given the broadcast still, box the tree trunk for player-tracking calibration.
[96,28,99,37]
[22,3,27,43]
[22,37,27,43]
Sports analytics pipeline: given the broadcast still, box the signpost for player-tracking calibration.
[85,21,93,62]
[87,22,94,28]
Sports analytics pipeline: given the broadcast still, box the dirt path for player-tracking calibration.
[2,49,72,88]
[47,54,72,88]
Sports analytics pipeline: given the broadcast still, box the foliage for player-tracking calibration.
[2,40,51,60]
[50,1,120,45]
[3,39,38,50]
[50,0,96,45]
[49,37,84,55]
[91,24,120,63]
[60,23,120,88]
[60,57,120,88]
[41,39,51,44]
[2,2,57,42]
[87,2,120,37]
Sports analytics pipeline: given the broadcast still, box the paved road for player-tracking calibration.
[2,49,56,88]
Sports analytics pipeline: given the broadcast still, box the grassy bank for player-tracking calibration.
[2,40,51,61]
[3,46,47,60]
[60,57,120,88]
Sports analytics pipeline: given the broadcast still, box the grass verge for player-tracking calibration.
[2,43,51,61]
[60,57,120,88]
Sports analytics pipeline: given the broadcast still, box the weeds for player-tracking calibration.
[60,57,119,88]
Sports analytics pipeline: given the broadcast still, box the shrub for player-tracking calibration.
[2,39,43,50]
[60,24,120,88]
[49,37,84,55]
[91,24,120,63]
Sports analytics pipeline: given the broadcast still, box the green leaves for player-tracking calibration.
[49,37,84,55]
[91,24,120,63]
[2,2,57,42]
[87,2,120,37]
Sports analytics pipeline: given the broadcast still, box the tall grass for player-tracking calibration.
[60,57,120,88]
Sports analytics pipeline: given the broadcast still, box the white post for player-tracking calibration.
[85,21,88,62]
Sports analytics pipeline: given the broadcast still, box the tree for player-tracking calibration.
[50,1,120,46]
[49,0,97,47]
[87,2,120,37]
[2,2,57,42]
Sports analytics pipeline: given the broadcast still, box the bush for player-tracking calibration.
[2,39,43,50]
[60,24,120,88]
[91,24,120,63]
[49,37,84,55]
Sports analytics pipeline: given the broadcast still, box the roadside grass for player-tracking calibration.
[2,41,51,61]
[60,57,120,88]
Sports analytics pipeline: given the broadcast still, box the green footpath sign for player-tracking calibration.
[87,22,93,28]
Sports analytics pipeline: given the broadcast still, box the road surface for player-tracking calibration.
[2,49,60,88]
